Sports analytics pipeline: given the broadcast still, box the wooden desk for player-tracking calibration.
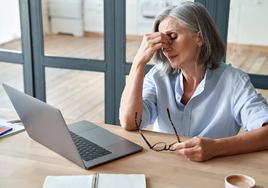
[1,117,268,187]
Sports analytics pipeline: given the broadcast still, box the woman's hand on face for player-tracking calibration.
[133,32,172,65]
[171,137,217,162]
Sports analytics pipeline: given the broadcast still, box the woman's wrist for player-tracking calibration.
[133,58,147,67]
[213,138,229,157]
[132,59,147,73]
[215,136,236,157]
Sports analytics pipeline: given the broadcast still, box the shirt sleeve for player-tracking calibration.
[140,66,158,128]
[232,70,268,131]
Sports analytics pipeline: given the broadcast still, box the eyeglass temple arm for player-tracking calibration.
[167,108,181,143]
[138,130,153,149]
[135,112,153,149]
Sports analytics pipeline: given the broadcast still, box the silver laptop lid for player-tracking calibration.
[3,84,84,168]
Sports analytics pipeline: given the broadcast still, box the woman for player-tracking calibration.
[119,1,268,161]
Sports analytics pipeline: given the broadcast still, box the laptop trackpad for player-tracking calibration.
[78,127,125,147]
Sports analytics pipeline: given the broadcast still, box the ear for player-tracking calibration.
[195,31,203,47]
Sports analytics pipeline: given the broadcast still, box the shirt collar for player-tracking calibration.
[175,67,212,102]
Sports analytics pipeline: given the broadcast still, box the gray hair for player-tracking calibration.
[153,1,225,73]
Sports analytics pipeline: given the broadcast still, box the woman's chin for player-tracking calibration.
[168,60,182,69]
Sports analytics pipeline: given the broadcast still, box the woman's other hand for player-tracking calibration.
[171,136,218,162]
[134,32,172,65]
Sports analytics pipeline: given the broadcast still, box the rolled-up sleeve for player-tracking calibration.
[141,67,158,128]
[232,71,268,131]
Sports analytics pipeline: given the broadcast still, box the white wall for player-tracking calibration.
[43,0,50,34]
[227,0,268,46]
[126,0,176,35]
[82,0,268,46]
[83,0,185,35]
[0,0,21,45]
[84,0,103,32]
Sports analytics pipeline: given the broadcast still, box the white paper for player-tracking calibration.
[42,174,146,188]
[97,174,146,188]
[43,175,94,188]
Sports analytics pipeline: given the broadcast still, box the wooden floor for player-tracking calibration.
[0,34,268,123]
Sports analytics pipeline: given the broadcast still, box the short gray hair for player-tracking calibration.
[153,1,225,73]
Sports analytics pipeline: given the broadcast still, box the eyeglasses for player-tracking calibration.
[135,108,181,152]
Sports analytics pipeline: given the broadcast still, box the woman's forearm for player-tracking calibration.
[119,61,146,130]
[119,32,169,130]
[214,124,268,157]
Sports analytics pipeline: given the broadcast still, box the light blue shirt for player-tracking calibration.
[141,62,268,138]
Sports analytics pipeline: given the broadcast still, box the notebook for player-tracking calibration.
[0,119,25,138]
[43,173,146,188]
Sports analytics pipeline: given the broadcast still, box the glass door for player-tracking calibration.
[41,0,105,122]
[0,0,24,119]
[227,0,268,99]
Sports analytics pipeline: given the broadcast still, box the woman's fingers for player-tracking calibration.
[145,32,172,43]
[185,154,203,162]
[175,145,205,161]
[144,32,172,49]
[172,137,216,162]
[177,147,196,155]
[134,32,173,64]
[152,43,164,50]
[171,138,196,150]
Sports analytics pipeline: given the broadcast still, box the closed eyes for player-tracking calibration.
[166,32,178,40]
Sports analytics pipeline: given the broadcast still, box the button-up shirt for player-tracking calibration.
[141,62,268,138]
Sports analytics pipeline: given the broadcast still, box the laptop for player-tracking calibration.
[3,84,142,169]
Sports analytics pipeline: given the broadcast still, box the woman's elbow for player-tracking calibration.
[119,113,136,131]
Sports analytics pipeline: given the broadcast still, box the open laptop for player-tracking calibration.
[3,84,142,169]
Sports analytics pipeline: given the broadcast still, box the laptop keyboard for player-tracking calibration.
[69,131,112,161]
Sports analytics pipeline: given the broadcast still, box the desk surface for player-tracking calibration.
[1,112,268,188]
